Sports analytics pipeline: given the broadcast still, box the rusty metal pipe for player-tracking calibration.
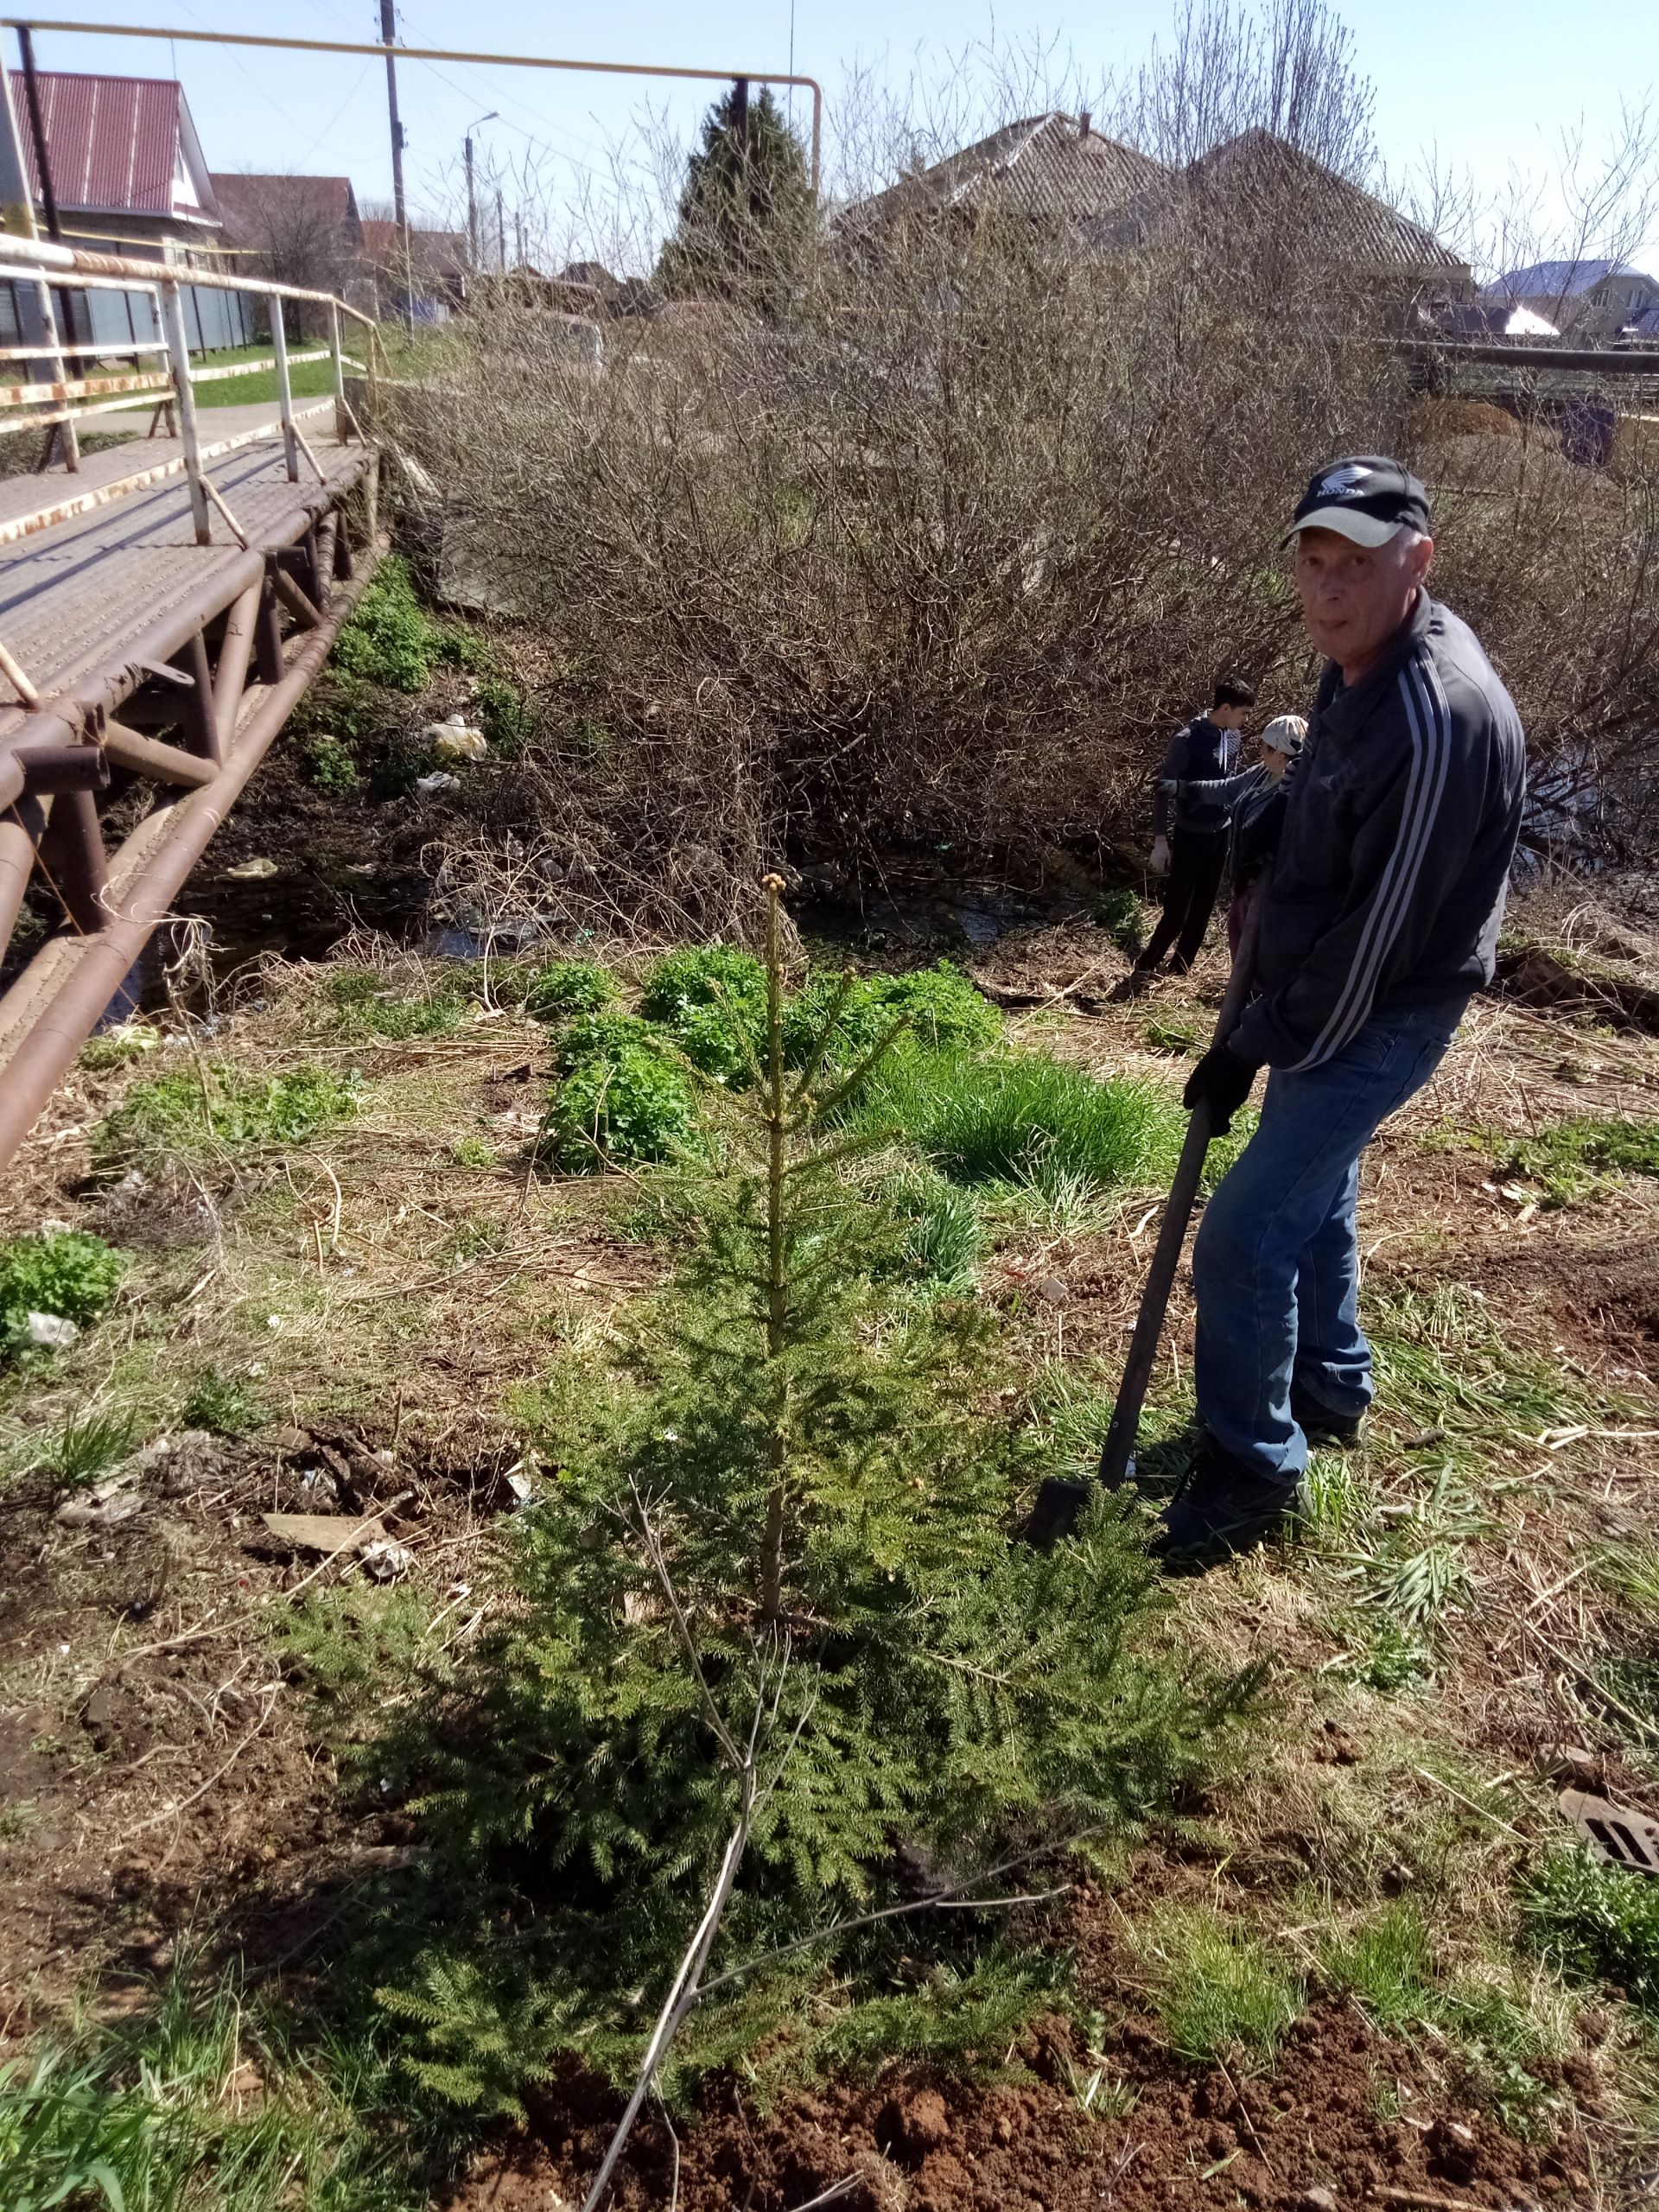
[14,742,109,794]
[37,785,109,929]
[212,579,262,747]
[269,563,321,631]
[0,548,264,760]
[0,550,382,1168]
[0,795,50,950]
[101,718,216,788]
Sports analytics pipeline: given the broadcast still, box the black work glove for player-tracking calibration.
[1182,1045,1256,1136]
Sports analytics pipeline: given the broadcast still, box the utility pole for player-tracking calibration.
[378,0,406,232]
[495,185,505,271]
[732,74,750,165]
[464,111,495,276]
[15,26,59,239]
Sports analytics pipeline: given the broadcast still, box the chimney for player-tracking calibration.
[1078,111,1090,139]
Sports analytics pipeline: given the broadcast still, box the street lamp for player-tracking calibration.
[464,110,497,270]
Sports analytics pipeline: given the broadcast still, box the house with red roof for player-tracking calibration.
[16,68,222,257]
[3,68,256,352]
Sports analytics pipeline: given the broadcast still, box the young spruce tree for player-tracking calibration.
[384,880,1242,2114]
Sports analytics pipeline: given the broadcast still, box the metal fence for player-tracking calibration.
[0,269,255,354]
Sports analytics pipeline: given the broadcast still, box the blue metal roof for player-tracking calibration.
[1484,258,1656,299]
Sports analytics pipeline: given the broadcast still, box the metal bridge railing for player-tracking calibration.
[0,232,380,559]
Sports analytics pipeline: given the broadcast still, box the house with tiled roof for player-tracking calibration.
[1091,130,1472,296]
[1484,260,1659,343]
[841,111,1166,238]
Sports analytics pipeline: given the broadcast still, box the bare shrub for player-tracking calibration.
[384,6,1659,929]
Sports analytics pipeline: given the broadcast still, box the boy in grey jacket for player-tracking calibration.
[1160,455,1526,1565]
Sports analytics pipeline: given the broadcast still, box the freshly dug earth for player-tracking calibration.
[452,2004,1572,2210]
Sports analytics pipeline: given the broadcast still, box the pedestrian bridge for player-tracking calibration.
[0,232,382,1169]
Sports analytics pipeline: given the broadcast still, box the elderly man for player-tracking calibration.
[1158,455,1526,1563]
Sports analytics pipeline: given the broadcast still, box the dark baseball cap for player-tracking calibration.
[1283,454,1430,549]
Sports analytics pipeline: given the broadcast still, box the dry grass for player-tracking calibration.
[2,913,1658,2170]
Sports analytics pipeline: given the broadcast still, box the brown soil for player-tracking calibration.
[0,1413,495,2008]
[448,2001,1575,2211]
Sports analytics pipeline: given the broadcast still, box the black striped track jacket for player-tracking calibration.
[1230,592,1525,1072]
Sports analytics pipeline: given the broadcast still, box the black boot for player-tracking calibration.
[1291,1382,1364,1449]
[1152,1438,1300,1571]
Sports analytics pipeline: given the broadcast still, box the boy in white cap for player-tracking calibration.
[1160,712,1308,957]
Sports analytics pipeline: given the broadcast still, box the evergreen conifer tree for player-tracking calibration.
[381,880,1247,2118]
[658,83,812,312]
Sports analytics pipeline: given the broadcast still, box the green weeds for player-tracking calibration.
[540,1017,696,1171]
[331,556,486,692]
[1095,887,1146,957]
[1522,1847,1659,2014]
[307,734,360,796]
[0,1230,125,1359]
[96,1065,359,1170]
[520,959,616,1022]
[180,1367,264,1437]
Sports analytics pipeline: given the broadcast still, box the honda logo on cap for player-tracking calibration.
[1315,464,1372,499]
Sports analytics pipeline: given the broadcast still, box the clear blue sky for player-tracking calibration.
[12,0,1657,273]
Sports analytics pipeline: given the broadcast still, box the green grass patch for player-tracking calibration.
[849,1046,1180,1195]
[0,1958,419,2212]
[1437,1115,1659,1208]
[1135,1905,1304,2069]
[874,1163,987,1293]
[1317,1900,1435,2030]
[330,555,487,693]
[1142,1016,1198,1057]
[328,969,467,1040]
[0,1230,125,1360]
[1370,1284,1592,1444]
[96,1064,360,1170]
[41,1406,140,1487]
[180,1366,265,1438]
[1520,1845,1659,2017]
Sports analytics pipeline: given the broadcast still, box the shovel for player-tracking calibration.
[1026,897,1262,1541]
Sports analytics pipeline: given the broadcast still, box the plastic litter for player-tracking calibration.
[423,714,488,763]
[25,1311,79,1350]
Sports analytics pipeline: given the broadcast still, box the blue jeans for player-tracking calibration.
[1191,1007,1460,1484]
